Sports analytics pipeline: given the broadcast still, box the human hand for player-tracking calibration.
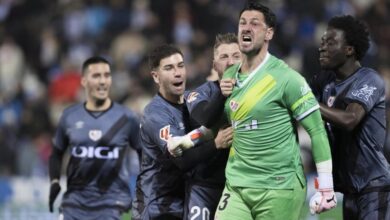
[49,181,61,212]
[309,190,337,214]
[220,79,236,97]
[167,135,194,157]
[214,126,233,149]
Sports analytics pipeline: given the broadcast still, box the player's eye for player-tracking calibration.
[163,66,173,71]
[219,55,228,60]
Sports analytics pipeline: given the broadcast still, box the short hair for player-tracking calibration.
[148,44,183,70]
[328,15,370,61]
[213,33,238,52]
[239,1,277,28]
[82,56,110,74]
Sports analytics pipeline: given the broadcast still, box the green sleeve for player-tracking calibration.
[222,64,240,79]
[300,110,332,163]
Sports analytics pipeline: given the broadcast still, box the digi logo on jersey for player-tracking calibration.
[71,146,121,159]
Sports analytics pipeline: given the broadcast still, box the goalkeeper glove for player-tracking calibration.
[49,179,61,212]
[309,176,337,214]
[167,126,213,157]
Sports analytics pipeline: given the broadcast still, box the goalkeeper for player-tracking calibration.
[213,2,336,220]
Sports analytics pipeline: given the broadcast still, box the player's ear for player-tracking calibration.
[81,75,87,87]
[265,27,274,41]
[151,70,159,84]
[345,45,354,57]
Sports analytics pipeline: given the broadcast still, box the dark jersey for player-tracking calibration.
[319,67,390,193]
[132,94,194,220]
[309,70,335,101]
[185,81,229,188]
[53,102,140,210]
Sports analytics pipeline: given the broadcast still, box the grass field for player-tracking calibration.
[0,177,343,220]
[120,204,343,220]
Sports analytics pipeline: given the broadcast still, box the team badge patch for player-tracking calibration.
[89,130,102,141]
[187,92,199,103]
[159,125,171,141]
[327,96,335,107]
[230,100,239,111]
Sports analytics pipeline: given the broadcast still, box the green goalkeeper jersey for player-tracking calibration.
[223,53,319,189]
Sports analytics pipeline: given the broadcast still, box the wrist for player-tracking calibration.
[317,173,333,191]
[51,179,60,185]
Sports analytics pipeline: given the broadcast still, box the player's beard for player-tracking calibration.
[95,98,106,107]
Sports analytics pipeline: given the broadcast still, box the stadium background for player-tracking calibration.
[0,0,389,219]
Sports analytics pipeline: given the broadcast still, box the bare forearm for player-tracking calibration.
[319,103,363,131]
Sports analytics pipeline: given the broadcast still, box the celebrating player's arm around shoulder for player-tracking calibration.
[167,125,233,157]
[310,15,390,220]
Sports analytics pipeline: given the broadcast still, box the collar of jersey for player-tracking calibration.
[235,52,270,88]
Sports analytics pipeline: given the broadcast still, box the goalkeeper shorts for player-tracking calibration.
[215,175,306,220]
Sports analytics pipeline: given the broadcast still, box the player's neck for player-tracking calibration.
[241,47,268,74]
[160,92,184,104]
[85,98,112,111]
[335,60,361,81]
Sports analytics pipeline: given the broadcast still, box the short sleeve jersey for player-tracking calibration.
[320,67,390,193]
[223,53,319,189]
[53,102,140,210]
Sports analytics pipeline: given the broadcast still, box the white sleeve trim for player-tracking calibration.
[295,104,319,121]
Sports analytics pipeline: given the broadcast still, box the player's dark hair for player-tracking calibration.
[328,15,370,61]
[214,33,238,52]
[148,44,183,70]
[239,1,277,28]
[82,56,111,75]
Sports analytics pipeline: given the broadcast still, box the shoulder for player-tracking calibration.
[142,96,175,125]
[358,67,385,86]
[187,81,217,97]
[143,95,169,114]
[112,102,139,120]
[267,55,303,80]
[61,103,84,117]
[197,81,217,90]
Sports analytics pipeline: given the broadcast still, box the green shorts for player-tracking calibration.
[215,175,306,220]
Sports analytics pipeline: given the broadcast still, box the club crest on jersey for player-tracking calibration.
[89,130,102,141]
[159,125,171,141]
[230,100,239,111]
[187,92,198,103]
[327,96,335,107]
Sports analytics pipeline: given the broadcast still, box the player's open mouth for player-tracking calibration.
[242,34,252,44]
[319,56,328,61]
[173,82,183,87]
[97,87,108,94]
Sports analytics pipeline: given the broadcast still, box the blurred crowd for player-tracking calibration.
[0,0,389,201]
